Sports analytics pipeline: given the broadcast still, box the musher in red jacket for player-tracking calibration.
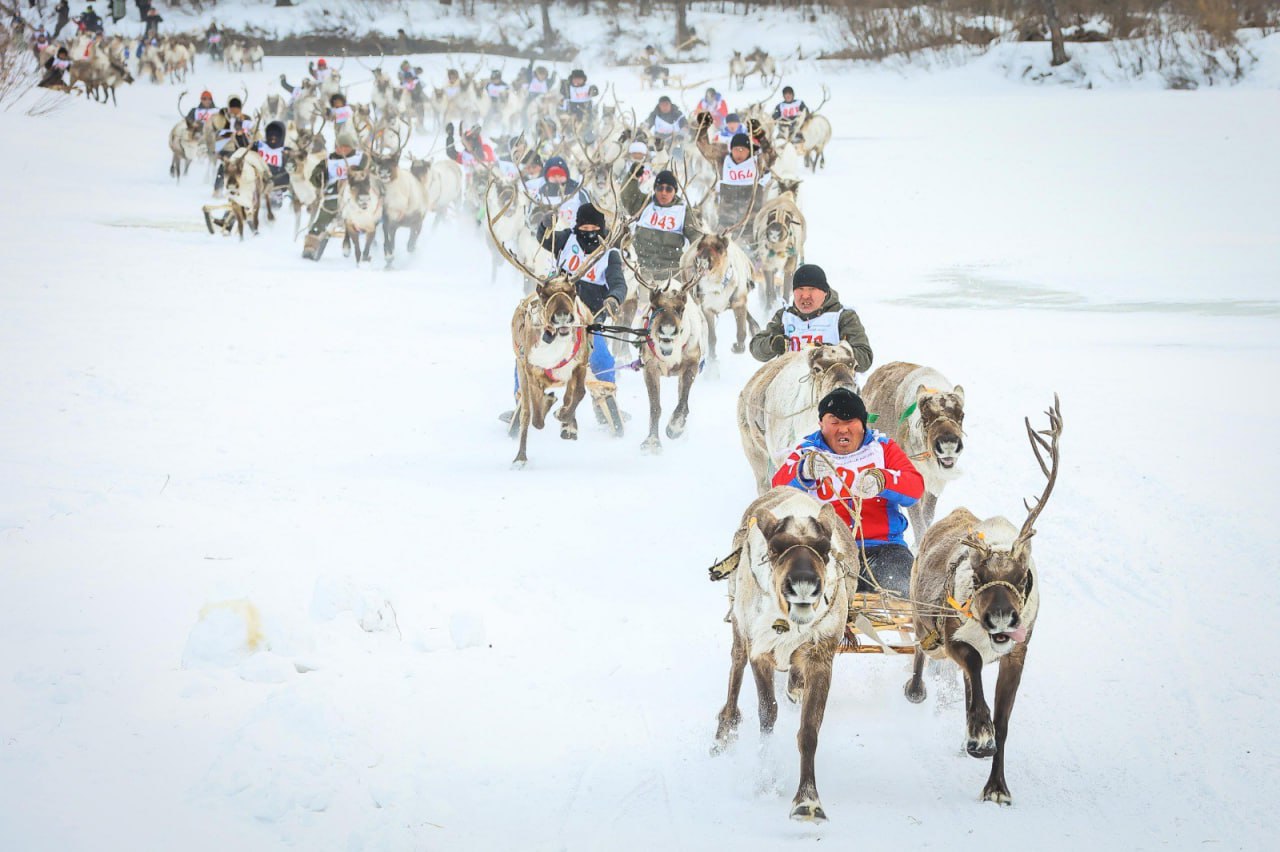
[772,387,924,594]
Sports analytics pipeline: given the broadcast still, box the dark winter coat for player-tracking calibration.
[621,179,702,281]
[749,288,874,368]
[535,224,627,315]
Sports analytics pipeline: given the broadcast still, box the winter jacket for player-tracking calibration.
[749,288,873,368]
[621,179,702,281]
[644,105,687,138]
[535,224,627,315]
[772,428,923,547]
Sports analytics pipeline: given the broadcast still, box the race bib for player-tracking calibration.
[780,102,801,118]
[332,105,352,124]
[638,202,686,233]
[783,308,841,351]
[258,144,284,168]
[722,156,758,186]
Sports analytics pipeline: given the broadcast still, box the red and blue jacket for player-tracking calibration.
[771,429,925,548]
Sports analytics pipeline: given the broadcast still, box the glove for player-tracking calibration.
[798,452,824,483]
[602,296,620,317]
[628,161,645,180]
[445,122,454,137]
[853,468,885,499]
[769,335,786,356]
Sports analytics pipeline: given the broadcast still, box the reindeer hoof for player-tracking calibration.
[665,423,685,440]
[641,437,662,455]
[731,342,745,354]
[982,783,1012,806]
[966,727,996,759]
[511,459,527,470]
[790,800,827,822]
[904,678,927,704]
[560,426,577,440]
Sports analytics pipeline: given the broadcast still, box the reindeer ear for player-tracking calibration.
[753,510,782,541]
[915,383,931,400]
[952,384,965,402]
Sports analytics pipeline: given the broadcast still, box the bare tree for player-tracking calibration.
[675,0,691,47]
[539,0,555,46]
[1041,0,1069,66]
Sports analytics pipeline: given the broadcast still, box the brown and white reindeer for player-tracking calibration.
[339,155,383,265]
[861,362,966,542]
[679,234,757,370]
[752,195,806,307]
[712,486,854,822]
[737,343,861,493]
[201,147,273,240]
[369,122,427,268]
[635,269,710,454]
[729,51,749,91]
[489,198,610,469]
[904,396,1061,806]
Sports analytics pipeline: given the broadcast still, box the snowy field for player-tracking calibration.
[1,49,1279,851]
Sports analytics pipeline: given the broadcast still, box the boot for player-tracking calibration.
[302,233,327,261]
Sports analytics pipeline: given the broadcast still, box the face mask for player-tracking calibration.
[574,229,602,253]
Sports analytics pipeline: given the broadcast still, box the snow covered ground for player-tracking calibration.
[1,49,1278,851]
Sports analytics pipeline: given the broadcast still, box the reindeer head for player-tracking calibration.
[534,275,580,339]
[806,342,860,398]
[955,396,1062,654]
[753,506,842,627]
[646,279,697,358]
[914,384,966,472]
[691,234,728,276]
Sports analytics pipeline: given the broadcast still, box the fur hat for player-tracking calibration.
[792,264,829,293]
[575,203,606,230]
[818,389,868,425]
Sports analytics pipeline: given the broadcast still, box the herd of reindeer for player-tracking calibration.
[98,38,1063,825]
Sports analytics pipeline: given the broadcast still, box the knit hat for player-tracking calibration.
[725,112,740,124]
[653,170,678,190]
[317,58,327,68]
[792,264,829,293]
[544,155,569,181]
[575,203,606,230]
[730,132,751,150]
[818,389,868,425]
[628,141,648,156]
[570,68,586,79]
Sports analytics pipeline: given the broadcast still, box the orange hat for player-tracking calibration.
[200,90,212,99]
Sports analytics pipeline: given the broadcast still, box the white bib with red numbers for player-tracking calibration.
[332,105,352,124]
[194,107,216,123]
[558,235,613,286]
[528,78,548,94]
[567,84,592,104]
[637,201,686,234]
[782,307,840,351]
[778,101,802,119]
[721,155,760,187]
[327,150,364,182]
[257,143,285,168]
[545,192,583,229]
[652,113,681,136]
[486,82,507,98]
[807,439,886,506]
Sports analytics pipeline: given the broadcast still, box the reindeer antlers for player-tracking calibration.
[1017,394,1063,547]
[484,177,544,284]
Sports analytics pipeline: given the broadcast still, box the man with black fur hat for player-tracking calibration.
[622,168,702,283]
[772,387,924,594]
[749,263,872,369]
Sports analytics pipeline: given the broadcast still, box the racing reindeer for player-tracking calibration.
[904,396,1062,806]
[202,146,273,240]
[710,486,856,822]
[169,92,203,182]
[338,148,383,265]
[369,120,427,268]
[791,86,832,173]
[488,192,614,469]
[729,51,748,91]
[630,262,709,455]
[861,362,966,540]
[752,194,806,307]
[680,233,757,372]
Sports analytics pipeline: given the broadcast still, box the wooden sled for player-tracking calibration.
[839,592,918,655]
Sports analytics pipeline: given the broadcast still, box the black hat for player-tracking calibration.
[653,170,678,190]
[730,132,751,150]
[818,389,868,425]
[658,95,672,104]
[570,68,586,79]
[792,264,829,293]
[783,86,795,96]
[227,97,242,109]
[575,202,606,230]
[265,120,285,142]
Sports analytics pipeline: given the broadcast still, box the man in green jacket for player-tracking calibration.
[749,263,873,369]
[621,168,703,283]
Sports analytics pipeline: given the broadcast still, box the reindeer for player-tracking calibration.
[795,114,832,172]
[488,198,605,469]
[770,139,805,198]
[69,37,133,106]
[711,486,854,822]
[201,148,273,240]
[737,344,861,493]
[861,363,965,542]
[371,124,428,267]
[412,157,465,226]
[223,41,246,72]
[257,94,288,126]
[680,234,757,369]
[484,178,552,284]
[635,273,709,454]
[247,44,265,71]
[904,396,1061,806]
[729,51,748,91]
[753,195,806,307]
[169,118,202,182]
[163,41,192,83]
[340,158,383,265]
[745,48,778,86]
